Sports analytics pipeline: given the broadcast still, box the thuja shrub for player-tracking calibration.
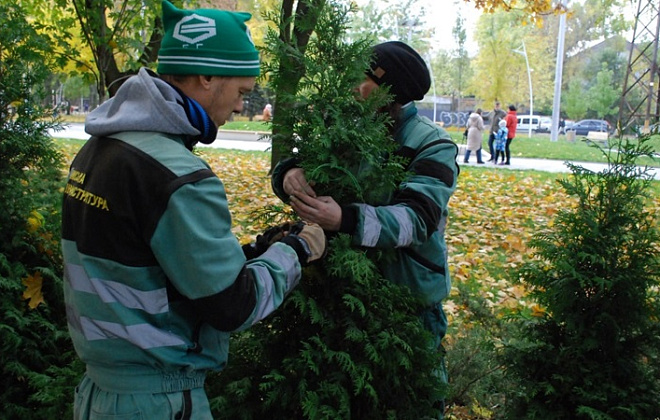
[207,2,445,419]
[209,235,443,419]
[0,3,80,419]
[500,137,660,419]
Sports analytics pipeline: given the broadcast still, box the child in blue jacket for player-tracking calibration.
[494,119,508,164]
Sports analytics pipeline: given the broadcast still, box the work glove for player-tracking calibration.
[280,221,327,265]
[242,222,291,260]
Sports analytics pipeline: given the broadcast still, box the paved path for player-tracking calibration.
[50,123,659,179]
[454,144,654,177]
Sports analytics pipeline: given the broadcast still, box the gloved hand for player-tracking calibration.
[280,221,327,265]
[242,222,291,260]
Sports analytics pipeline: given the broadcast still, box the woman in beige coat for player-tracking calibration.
[463,108,485,164]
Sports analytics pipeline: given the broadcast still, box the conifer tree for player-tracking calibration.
[207,2,446,419]
[0,2,81,418]
[500,137,660,419]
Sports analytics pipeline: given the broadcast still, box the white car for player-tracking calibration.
[516,115,542,132]
[535,117,552,133]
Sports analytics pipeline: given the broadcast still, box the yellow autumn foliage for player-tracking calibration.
[22,272,45,309]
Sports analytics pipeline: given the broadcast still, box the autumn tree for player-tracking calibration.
[24,0,578,110]
[25,0,164,101]
[24,0,274,102]
[468,10,558,110]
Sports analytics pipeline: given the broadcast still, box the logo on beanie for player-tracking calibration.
[172,14,217,45]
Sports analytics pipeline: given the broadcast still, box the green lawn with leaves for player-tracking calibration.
[53,138,660,419]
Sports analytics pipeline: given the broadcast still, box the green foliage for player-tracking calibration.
[500,136,660,419]
[207,1,445,418]
[563,79,589,121]
[208,236,445,419]
[267,4,405,204]
[587,64,620,121]
[563,61,621,122]
[0,3,81,418]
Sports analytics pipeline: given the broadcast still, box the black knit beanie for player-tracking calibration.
[366,41,431,104]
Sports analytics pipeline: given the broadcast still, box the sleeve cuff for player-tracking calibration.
[339,205,358,234]
[271,157,300,202]
[280,235,310,264]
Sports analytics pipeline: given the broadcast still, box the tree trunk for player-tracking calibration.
[269,0,326,173]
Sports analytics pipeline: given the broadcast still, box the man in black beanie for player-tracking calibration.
[366,40,432,105]
[272,40,460,419]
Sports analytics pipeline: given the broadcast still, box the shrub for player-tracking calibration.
[500,137,660,419]
[0,3,81,419]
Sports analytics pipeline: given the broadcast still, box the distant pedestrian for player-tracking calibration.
[487,101,506,162]
[494,119,508,164]
[262,103,272,122]
[504,105,517,165]
[463,108,485,164]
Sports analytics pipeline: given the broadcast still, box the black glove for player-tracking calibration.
[242,222,291,260]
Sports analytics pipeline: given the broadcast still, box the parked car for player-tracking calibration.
[565,119,612,136]
[516,115,543,133]
[535,117,552,133]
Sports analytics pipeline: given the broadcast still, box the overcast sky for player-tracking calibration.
[352,0,482,55]
[423,0,481,55]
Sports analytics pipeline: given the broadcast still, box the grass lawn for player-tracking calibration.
[451,131,660,167]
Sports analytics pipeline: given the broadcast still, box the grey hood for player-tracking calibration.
[85,68,199,139]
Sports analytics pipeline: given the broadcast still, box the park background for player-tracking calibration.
[40,0,657,134]
[2,0,660,419]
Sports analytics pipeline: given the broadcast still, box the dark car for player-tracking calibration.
[566,119,611,136]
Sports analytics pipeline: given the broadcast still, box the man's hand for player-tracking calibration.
[283,168,316,198]
[290,194,342,232]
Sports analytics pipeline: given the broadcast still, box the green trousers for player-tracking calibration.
[421,302,450,420]
[73,374,213,420]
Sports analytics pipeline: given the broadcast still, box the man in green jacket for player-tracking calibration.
[271,41,460,418]
[487,101,507,161]
[62,2,325,419]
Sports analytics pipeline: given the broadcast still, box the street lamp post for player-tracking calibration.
[425,54,438,124]
[551,0,568,142]
[513,40,533,137]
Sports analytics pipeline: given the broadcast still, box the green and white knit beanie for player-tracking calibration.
[157,0,260,77]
